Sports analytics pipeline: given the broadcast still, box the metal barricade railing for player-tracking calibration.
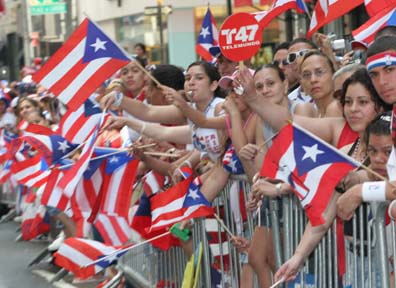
[119,175,396,288]
[120,242,188,287]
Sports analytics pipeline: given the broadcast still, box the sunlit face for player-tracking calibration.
[254,67,287,105]
[367,134,392,178]
[26,111,49,127]
[120,61,146,95]
[368,61,396,104]
[343,83,380,133]
[18,99,37,120]
[184,65,217,104]
[300,55,334,100]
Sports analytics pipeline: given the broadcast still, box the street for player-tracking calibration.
[0,219,97,288]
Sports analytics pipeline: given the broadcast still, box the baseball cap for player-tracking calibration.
[218,68,255,89]
[350,40,368,51]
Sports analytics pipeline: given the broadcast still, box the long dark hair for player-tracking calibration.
[340,68,392,111]
[187,61,226,98]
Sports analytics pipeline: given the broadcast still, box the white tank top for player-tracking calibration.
[189,97,224,161]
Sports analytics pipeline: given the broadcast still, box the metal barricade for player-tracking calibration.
[119,175,396,288]
[120,242,187,287]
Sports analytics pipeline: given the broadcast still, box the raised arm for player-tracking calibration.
[107,116,192,144]
[100,91,186,125]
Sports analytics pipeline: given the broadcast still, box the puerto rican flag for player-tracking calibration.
[196,7,219,62]
[253,0,310,29]
[54,237,129,280]
[85,148,138,224]
[57,116,103,197]
[32,18,131,111]
[260,123,359,226]
[150,176,214,231]
[22,133,78,165]
[100,150,138,217]
[58,96,105,144]
[11,155,50,189]
[205,218,230,271]
[352,7,396,45]
[307,0,363,38]
[93,213,131,246]
[131,171,181,251]
[365,0,396,17]
[40,160,74,211]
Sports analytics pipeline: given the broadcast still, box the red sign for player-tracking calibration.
[218,12,262,62]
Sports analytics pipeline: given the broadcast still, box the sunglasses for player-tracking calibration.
[273,59,288,67]
[287,49,310,64]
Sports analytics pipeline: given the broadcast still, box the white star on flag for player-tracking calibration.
[102,252,118,264]
[188,188,200,200]
[90,37,107,52]
[200,26,210,38]
[302,144,324,162]
[229,159,238,173]
[109,156,119,163]
[58,140,70,153]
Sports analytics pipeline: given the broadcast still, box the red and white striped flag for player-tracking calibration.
[352,7,396,45]
[32,18,131,110]
[54,237,129,280]
[307,0,363,38]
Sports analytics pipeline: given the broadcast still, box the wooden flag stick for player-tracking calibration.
[133,58,161,87]
[213,213,234,238]
[143,151,181,158]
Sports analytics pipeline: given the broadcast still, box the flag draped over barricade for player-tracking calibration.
[54,237,130,280]
[260,123,359,226]
[32,18,131,110]
[150,176,214,231]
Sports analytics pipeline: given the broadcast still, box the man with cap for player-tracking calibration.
[209,46,250,77]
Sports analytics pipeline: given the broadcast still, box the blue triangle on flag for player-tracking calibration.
[83,20,130,63]
[197,8,215,45]
[84,97,102,117]
[183,181,211,208]
[387,10,396,26]
[105,151,134,174]
[293,127,355,176]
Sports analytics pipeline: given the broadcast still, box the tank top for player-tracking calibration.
[189,97,224,161]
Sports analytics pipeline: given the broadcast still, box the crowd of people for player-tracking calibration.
[1,24,396,287]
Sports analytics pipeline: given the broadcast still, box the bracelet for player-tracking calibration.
[361,181,386,202]
[388,200,396,220]
[275,182,282,196]
[113,91,124,107]
[139,122,146,134]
